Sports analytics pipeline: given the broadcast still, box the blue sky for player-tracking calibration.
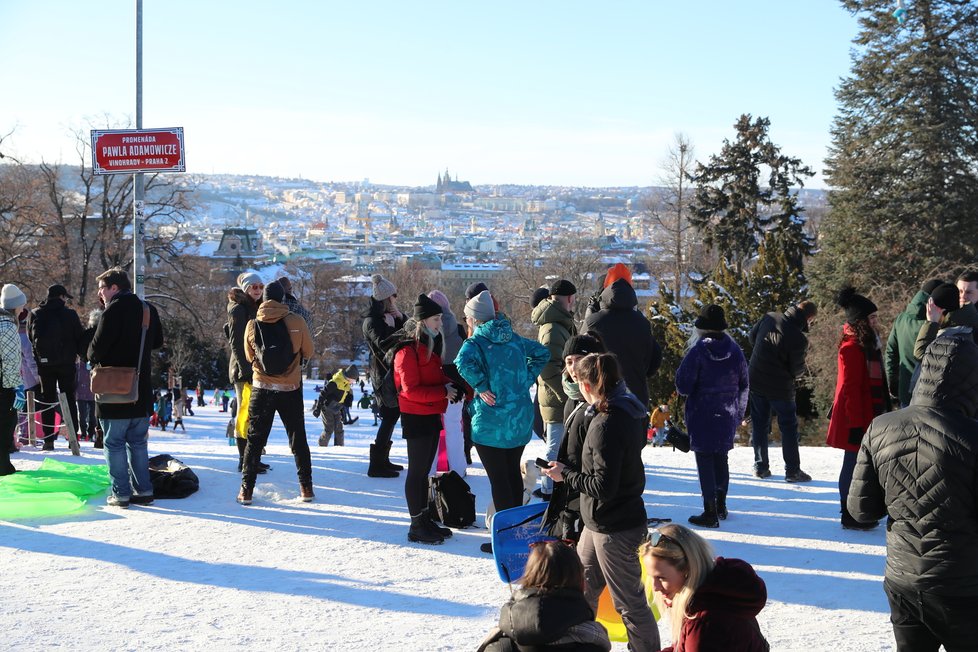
[0,1,861,187]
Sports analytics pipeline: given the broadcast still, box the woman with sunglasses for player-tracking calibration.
[642,524,768,652]
[226,272,269,475]
[541,352,659,652]
[477,540,612,651]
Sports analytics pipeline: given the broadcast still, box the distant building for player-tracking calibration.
[439,262,508,282]
[436,168,474,194]
[213,226,265,266]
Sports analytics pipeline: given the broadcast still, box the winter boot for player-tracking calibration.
[689,497,720,528]
[424,509,453,538]
[299,483,315,503]
[384,440,404,472]
[841,501,878,530]
[408,513,444,544]
[367,444,399,478]
[716,490,728,520]
[318,432,331,447]
[236,485,253,505]
[236,437,248,471]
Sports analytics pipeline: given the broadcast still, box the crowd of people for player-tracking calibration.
[3,265,978,651]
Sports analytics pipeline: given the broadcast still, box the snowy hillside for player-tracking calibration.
[0,387,894,651]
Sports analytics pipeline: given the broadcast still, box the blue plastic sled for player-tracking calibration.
[491,503,550,583]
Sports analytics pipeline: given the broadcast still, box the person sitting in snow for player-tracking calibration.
[313,365,359,446]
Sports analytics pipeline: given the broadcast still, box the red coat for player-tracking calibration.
[826,329,874,452]
[394,342,450,416]
[663,557,768,652]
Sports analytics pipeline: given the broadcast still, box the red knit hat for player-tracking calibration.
[603,263,633,288]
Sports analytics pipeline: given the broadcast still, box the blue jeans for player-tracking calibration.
[100,417,153,499]
[541,421,565,494]
[749,392,801,475]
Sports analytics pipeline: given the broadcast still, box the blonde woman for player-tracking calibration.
[641,524,768,651]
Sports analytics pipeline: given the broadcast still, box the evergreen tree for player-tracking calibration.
[689,115,814,274]
[816,0,978,295]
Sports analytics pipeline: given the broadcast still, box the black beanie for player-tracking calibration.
[413,293,443,320]
[550,279,577,297]
[465,282,489,300]
[837,287,878,323]
[694,304,728,332]
[530,286,550,308]
[263,281,285,304]
[562,333,605,359]
[921,279,944,295]
[930,283,960,312]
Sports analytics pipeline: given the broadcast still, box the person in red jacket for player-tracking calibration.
[826,287,891,530]
[393,294,460,545]
[642,524,769,652]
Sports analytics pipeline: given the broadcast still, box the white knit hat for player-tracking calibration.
[464,290,495,322]
[237,272,263,292]
[1,284,27,310]
[371,274,397,302]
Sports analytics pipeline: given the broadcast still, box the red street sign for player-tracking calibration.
[90,127,186,175]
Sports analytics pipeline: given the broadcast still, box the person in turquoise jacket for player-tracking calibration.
[455,290,549,551]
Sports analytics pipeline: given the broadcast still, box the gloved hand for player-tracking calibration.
[13,385,26,411]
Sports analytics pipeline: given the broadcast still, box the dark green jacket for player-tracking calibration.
[885,291,928,407]
[532,299,577,423]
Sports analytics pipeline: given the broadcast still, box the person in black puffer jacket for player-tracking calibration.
[541,353,659,652]
[477,540,611,652]
[583,279,661,412]
[849,334,978,651]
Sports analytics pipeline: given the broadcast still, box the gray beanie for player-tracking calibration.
[464,290,496,322]
[237,272,263,292]
[371,274,397,302]
[0,284,27,310]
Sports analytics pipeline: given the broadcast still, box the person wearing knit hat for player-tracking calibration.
[237,272,263,294]
[885,280,947,408]
[464,290,496,323]
[455,297,550,552]
[532,280,579,498]
[603,263,633,288]
[465,282,489,301]
[262,280,286,304]
[371,274,397,302]
[1,284,27,311]
[677,304,747,527]
[363,275,407,479]
[427,289,471,475]
[827,287,887,530]
[930,283,960,313]
[413,293,443,321]
[693,304,728,332]
[392,292,458,544]
[530,286,550,309]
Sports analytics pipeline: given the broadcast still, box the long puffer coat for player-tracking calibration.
[454,315,549,449]
[675,333,749,453]
[848,334,978,597]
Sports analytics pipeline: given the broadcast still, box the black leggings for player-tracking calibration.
[373,405,400,446]
[405,434,440,515]
[476,443,526,513]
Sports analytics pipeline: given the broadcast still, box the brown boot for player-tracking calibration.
[300,483,315,502]
[237,485,253,505]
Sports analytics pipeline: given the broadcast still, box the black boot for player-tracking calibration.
[236,437,248,472]
[716,490,728,520]
[841,501,878,530]
[384,440,404,472]
[408,513,444,544]
[368,444,399,478]
[689,497,720,528]
[424,510,453,538]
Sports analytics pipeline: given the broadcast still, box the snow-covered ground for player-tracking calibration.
[1,388,895,651]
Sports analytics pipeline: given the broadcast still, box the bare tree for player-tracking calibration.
[649,133,696,298]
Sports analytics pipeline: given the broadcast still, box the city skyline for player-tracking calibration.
[1,1,862,188]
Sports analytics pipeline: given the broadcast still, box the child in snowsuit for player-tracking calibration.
[313,366,359,446]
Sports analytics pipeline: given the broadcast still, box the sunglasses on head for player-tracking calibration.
[529,538,576,550]
[649,530,681,550]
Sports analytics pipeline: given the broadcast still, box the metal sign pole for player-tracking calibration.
[133,0,145,298]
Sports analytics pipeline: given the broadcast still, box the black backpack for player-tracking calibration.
[148,454,200,498]
[429,471,476,528]
[252,319,296,375]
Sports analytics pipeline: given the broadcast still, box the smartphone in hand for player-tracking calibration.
[534,457,551,469]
